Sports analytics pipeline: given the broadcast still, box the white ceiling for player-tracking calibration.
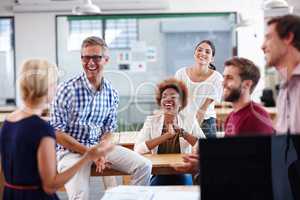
[1,0,300,14]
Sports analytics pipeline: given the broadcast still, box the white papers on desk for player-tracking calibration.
[101,186,154,200]
[154,191,199,200]
[101,186,199,200]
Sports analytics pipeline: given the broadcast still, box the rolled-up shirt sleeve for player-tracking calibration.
[50,83,73,132]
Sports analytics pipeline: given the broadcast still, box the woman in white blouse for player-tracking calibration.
[175,40,223,138]
[134,78,205,185]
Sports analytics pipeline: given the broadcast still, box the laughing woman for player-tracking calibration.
[134,78,205,185]
[175,40,223,138]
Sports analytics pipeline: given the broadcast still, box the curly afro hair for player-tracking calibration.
[155,78,188,111]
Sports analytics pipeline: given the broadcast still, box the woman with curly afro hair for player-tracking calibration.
[134,78,205,185]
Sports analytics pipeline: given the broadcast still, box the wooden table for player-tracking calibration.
[60,153,187,190]
[94,153,188,176]
[144,153,188,175]
[111,131,139,150]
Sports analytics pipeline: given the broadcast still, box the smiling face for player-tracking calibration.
[223,65,243,102]
[261,23,288,68]
[81,45,109,81]
[194,42,214,67]
[160,88,182,115]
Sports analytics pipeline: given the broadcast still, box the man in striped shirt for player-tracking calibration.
[262,14,300,200]
[50,36,151,200]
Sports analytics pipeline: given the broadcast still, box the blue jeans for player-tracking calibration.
[201,117,217,138]
[150,174,193,186]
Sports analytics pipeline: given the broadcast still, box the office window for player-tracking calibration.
[67,18,138,51]
[0,19,12,51]
[68,20,103,51]
[105,19,138,49]
[0,17,15,106]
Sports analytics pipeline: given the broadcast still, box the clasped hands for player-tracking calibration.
[85,140,114,173]
[164,123,183,139]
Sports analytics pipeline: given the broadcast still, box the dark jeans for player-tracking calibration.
[150,174,193,186]
[201,117,217,138]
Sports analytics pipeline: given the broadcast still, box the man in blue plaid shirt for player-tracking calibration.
[50,36,151,200]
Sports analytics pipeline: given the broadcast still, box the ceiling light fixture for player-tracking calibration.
[235,13,253,29]
[72,0,101,15]
[263,0,294,17]
[263,0,289,10]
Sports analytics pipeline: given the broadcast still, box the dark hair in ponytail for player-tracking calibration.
[209,63,216,71]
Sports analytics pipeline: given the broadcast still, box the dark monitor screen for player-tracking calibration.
[199,136,273,200]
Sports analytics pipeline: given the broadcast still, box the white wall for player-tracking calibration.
[15,13,56,70]
[0,0,266,105]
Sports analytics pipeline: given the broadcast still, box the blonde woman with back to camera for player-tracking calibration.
[0,59,113,200]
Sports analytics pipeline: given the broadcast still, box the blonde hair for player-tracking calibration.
[19,59,58,105]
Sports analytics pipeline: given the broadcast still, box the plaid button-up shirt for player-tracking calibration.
[50,73,119,150]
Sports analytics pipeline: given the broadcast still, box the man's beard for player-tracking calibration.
[224,86,241,102]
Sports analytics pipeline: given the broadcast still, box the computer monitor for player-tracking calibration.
[199,136,273,200]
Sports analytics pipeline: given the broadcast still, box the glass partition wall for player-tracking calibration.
[56,13,237,131]
[0,17,15,106]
